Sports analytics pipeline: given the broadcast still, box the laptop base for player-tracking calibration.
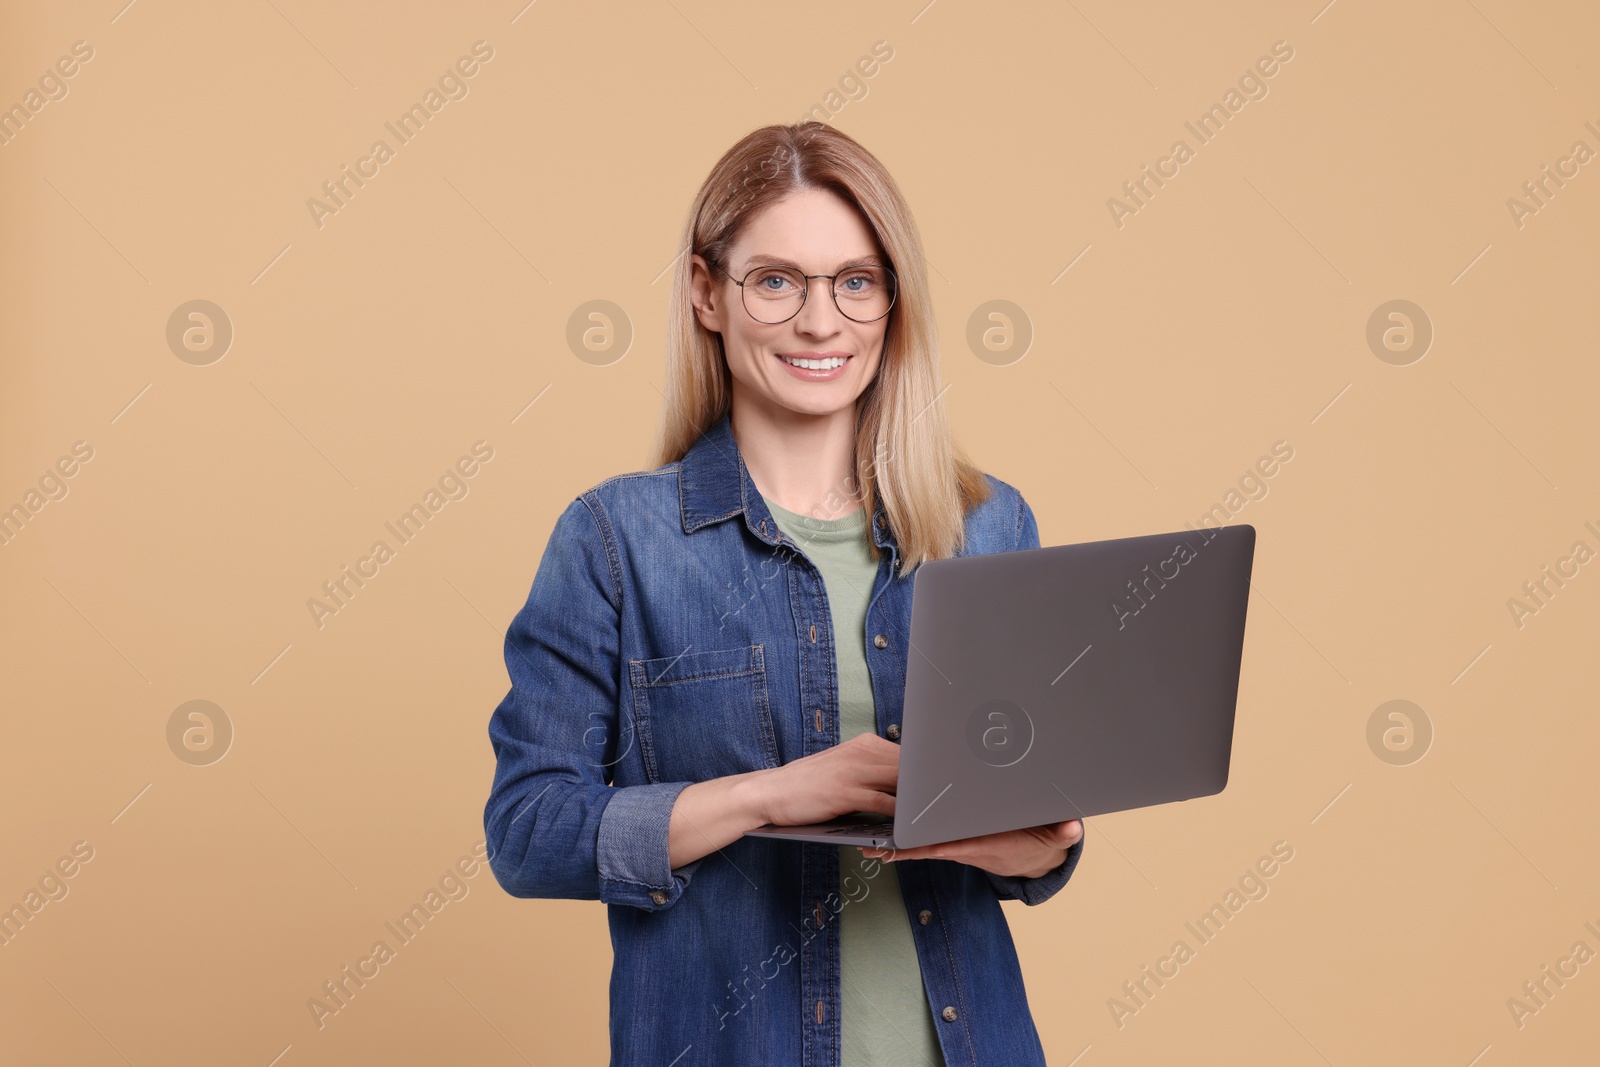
[744,813,898,849]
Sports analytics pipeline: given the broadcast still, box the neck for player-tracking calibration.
[731,397,864,520]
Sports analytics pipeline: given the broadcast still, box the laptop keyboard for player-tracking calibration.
[825,820,895,836]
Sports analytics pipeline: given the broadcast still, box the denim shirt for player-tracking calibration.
[483,412,1085,1066]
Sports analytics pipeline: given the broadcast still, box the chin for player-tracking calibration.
[776,394,858,418]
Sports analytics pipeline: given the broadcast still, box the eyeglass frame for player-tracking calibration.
[702,255,898,325]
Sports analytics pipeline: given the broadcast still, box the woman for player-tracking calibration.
[484,121,1085,1067]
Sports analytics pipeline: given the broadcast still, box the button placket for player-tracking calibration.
[777,528,838,1057]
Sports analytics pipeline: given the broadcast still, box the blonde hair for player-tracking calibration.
[651,121,992,577]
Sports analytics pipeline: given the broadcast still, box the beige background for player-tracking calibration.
[2,0,1597,1063]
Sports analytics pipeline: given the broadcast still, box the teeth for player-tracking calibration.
[781,355,847,370]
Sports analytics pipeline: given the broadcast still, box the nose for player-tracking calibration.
[790,283,847,337]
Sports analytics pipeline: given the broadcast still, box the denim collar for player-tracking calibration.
[678,411,895,559]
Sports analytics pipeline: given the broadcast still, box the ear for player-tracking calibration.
[689,254,726,334]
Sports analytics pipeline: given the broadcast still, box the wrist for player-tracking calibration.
[1023,849,1067,879]
[730,769,774,829]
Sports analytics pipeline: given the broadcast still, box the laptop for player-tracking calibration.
[743,523,1256,850]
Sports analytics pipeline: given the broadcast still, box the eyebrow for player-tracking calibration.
[742,253,885,271]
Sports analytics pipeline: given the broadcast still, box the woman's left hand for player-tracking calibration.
[860,819,1083,879]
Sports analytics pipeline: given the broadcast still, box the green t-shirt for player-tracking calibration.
[763,496,946,1067]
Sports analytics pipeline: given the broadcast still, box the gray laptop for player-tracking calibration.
[744,524,1255,850]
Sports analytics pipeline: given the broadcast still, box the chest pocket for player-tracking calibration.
[628,644,778,784]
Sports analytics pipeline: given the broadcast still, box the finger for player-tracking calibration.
[855,791,895,817]
[857,732,901,756]
[862,845,915,862]
[869,841,965,863]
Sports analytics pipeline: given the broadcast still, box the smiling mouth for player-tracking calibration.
[778,353,850,370]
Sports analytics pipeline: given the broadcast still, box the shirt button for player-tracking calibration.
[941,1006,958,1022]
[918,909,932,925]
[873,633,888,649]
[886,723,900,740]
[649,890,667,905]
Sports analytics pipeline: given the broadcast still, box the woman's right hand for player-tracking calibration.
[748,732,901,827]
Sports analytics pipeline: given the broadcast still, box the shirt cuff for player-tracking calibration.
[596,781,705,910]
[985,835,1085,906]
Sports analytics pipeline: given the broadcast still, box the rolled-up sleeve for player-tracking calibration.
[484,494,703,910]
[984,489,1087,906]
[985,836,1085,905]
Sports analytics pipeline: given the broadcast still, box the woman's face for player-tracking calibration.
[691,187,890,421]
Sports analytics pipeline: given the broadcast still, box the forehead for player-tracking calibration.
[728,188,883,269]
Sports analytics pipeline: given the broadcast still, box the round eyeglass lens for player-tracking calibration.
[741,265,894,323]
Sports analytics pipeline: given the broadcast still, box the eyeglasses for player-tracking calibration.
[706,257,897,325]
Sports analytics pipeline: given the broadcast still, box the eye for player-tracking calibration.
[749,267,803,293]
[836,268,885,295]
